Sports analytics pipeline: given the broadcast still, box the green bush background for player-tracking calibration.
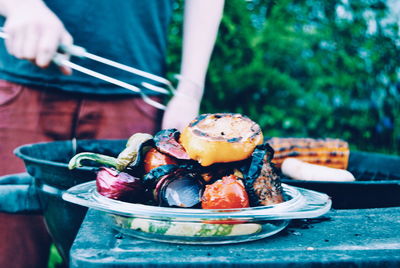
[167,0,400,155]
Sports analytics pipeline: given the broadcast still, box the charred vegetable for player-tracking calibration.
[180,113,264,166]
[146,167,205,208]
[67,112,288,210]
[143,148,177,173]
[96,167,146,203]
[198,160,249,184]
[142,164,180,189]
[68,133,153,175]
[153,129,190,160]
[202,175,249,209]
[116,133,154,170]
[244,143,284,206]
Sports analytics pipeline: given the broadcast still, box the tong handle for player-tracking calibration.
[60,42,175,94]
[59,44,87,58]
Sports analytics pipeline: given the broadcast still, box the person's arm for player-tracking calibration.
[162,0,225,130]
[0,0,72,74]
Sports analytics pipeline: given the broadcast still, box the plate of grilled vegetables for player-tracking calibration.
[63,113,331,244]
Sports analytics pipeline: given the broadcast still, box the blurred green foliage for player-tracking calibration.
[48,244,63,268]
[167,0,400,155]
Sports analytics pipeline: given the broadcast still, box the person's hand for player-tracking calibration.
[161,82,203,131]
[3,0,73,74]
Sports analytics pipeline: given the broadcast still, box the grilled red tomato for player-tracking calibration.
[143,148,177,173]
[201,175,250,209]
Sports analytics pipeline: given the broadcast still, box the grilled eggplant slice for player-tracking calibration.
[142,164,180,189]
[244,143,284,206]
[180,113,264,166]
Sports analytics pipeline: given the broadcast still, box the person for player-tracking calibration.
[0,0,224,267]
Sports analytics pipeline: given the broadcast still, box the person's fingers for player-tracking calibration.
[3,26,16,56]
[58,31,73,75]
[12,27,27,59]
[61,31,73,47]
[59,65,72,75]
[35,29,59,68]
[21,25,39,60]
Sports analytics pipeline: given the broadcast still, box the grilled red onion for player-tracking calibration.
[157,170,205,208]
[153,128,190,160]
[96,167,146,203]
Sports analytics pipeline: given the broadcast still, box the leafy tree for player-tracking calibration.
[167,0,400,154]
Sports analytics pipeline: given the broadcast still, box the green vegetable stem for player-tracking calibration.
[68,133,153,171]
[68,152,118,170]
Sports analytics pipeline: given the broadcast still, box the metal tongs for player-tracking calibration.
[0,28,174,110]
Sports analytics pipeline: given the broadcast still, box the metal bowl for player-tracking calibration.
[13,139,126,260]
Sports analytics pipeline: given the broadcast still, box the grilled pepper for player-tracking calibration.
[68,133,153,173]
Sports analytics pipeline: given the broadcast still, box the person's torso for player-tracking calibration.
[0,0,174,95]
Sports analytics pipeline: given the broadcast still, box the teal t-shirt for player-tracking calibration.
[0,0,173,95]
